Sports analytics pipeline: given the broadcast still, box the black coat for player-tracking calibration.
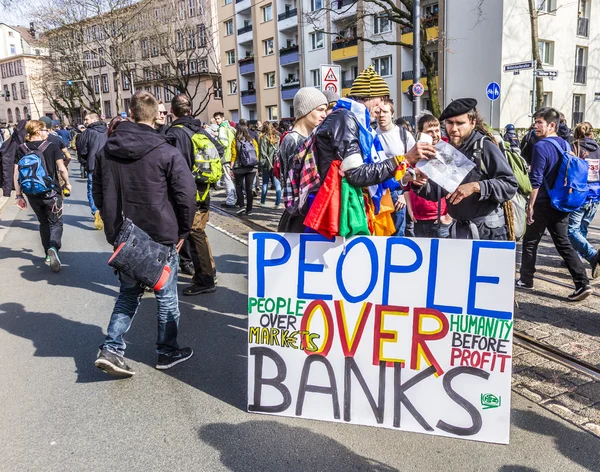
[0,120,27,197]
[92,120,197,246]
[78,120,108,171]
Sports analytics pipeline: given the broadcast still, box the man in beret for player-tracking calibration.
[413,98,518,240]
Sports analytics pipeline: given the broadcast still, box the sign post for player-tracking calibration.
[320,64,341,96]
[486,82,500,130]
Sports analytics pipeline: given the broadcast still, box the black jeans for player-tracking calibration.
[234,168,257,212]
[28,193,63,253]
[520,199,589,288]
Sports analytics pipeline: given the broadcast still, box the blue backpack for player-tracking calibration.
[17,141,54,196]
[543,138,589,212]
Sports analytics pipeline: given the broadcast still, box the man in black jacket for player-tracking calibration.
[167,94,224,296]
[414,98,518,240]
[78,113,107,229]
[92,91,197,378]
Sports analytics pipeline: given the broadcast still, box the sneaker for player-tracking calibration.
[568,285,593,301]
[246,210,254,216]
[179,263,195,276]
[515,279,533,289]
[221,202,238,209]
[258,202,266,207]
[273,203,281,210]
[156,347,193,370]
[45,255,50,264]
[47,247,61,273]
[236,208,246,215]
[183,284,216,296]
[213,276,218,286]
[590,254,600,280]
[94,210,103,230]
[95,350,135,378]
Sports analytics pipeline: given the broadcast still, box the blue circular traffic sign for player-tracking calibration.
[412,82,425,97]
[486,82,500,101]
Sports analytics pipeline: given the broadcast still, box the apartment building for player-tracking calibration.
[0,23,53,124]
[45,0,222,125]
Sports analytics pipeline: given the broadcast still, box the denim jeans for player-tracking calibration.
[568,200,599,262]
[101,247,181,356]
[87,173,98,214]
[414,220,451,238]
[261,168,281,205]
[391,190,406,236]
[222,163,237,205]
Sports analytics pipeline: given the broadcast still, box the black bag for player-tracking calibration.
[107,160,172,291]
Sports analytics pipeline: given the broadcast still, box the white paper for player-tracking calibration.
[416,141,476,193]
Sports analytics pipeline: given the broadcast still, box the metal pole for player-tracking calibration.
[412,0,421,123]
[490,99,494,130]
[531,59,537,116]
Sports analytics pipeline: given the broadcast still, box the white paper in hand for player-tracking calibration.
[416,141,476,193]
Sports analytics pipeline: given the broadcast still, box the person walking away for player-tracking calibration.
[503,124,520,150]
[375,98,415,236]
[77,113,107,229]
[258,122,281,209]
[277,87,328,232]
[231,119,259,215]
[92,91,197,377]
[13,120,71,272]
[214,112,237,208]
[413,98,518,240]
[410,114,452,238]
[568,122,600,278]
[517,107,592,301]
[167,94,223,296]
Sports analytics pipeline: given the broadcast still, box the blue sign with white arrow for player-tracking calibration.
[486,82,500,101]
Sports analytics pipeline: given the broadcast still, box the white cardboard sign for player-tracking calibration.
[248,233,515,444]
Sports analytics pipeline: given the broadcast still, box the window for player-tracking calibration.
[11,84,17,101]
[8,62,15,76]
[198,24,207,47]
[267,105,278,121]
[374,14,392,34]
[154,85,161,100]
[20,82,26,99]
[189,60,198,74]
[262,4,272,22]
[141,38,149,58]
[16,60,22,75]
[94,76,100,93]
[122,72,131,90]
[10,44,16,55]
[310,31,324,50]
[199,58,208,72]
[577,0,590,37]
[265,72,276,88]
[538,40,554,66]
[15,108,20,121]
[228,79,237,94]
[536,0,556,13]
[144,67,152,81]
[6,108,12,122]
[8,31,13,37]
[226,49,236,65]
[224,0,232,4]
[214,79,222,99]
[176,30,184,51]
[311,0,323,11]
[102,74,109,93]
[3,85,9,101]
[151,39,159,57]
[104,101,112,118]
[574,46,588,84]
[188,0,197,17]
[165,86,172,102]
[162,64,170,78]
[0,64,6,79]
[225,20,233,36]
[372,55,392,76]
[311,69,321,87]
[263,38,274,56]
[123,98,131,114]
[572,94,586,127]
[187,29,196,49]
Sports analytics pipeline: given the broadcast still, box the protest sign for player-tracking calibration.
[247,233,515,444]
[416,141,475,193]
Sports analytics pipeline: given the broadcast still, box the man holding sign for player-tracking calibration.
[413,98,518,240]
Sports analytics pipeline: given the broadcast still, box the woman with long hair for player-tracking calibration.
[568,121,600,277]
[13,120,72,272]
[231,119,259,215]
[258,121,281,208]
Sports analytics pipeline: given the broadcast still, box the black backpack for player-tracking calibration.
[237,139,258,167]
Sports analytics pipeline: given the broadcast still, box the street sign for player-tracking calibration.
[412,82,425,97]
[536,70,558,77]
[503,61,534,72]
[121,111,127,118]
[486,82,500,101]
[320,64,341,96]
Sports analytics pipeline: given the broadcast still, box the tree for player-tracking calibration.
[305,0,441,115]
[528,0,544,112]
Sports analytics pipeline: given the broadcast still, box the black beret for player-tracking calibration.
[439,98,478,122]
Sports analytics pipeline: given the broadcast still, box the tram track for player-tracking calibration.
[212,203,600,381]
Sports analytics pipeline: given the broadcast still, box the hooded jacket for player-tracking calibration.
[415,130,518,222]
[0,120,27,197]
[78,120,108,171]
[92,120,196,246]
[573,137,600,202]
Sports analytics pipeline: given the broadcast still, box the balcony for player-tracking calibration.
[279,45,299,65]
[281,81,300,100]
[331,38,358,61]
[401,16,439,43]
[237,24,253,44]
[574,65,587,84]
[278,8,298,31]
[235,0,250,12]
[331,0,357,22]
[577,17,589,38]
[239,56,255,75]
[241,89,256,105]
[401,69,427,81]
[342,78,354,88]
[278,8,297,20]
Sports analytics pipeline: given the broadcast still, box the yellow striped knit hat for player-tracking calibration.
[349,65,390,98]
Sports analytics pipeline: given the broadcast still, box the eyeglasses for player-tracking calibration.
[159,111,168,115]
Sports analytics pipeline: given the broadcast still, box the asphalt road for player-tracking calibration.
[1,171,600,472]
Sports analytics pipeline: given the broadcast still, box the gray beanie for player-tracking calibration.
[323,89,340,105]
[293,87,328,120]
